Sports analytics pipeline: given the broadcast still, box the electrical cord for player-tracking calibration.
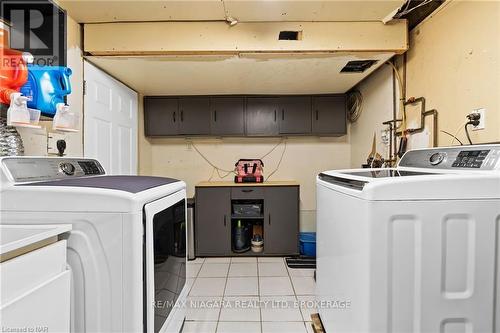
[191,141,236,174]
[191,139,287,181]
[449,114,480,146]
[260,139,284,159]
[266,140,287,180]
[440,130,463,145]
[450,122,465,146]
[396,0,433,17]
[464,113,480,145]
[464,123,473,145]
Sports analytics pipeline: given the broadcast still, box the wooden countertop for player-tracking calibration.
[196,181,300,187]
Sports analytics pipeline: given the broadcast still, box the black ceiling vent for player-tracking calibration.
[279,31,302,40]
[341,60,378,73]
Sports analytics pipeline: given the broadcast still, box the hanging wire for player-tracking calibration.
[440,130,463,145]
[396,0,434,17]
[450,122,466,146]
[191,141,235,174]
[191,139,287,181]
[346,90,363,123]
[266,140,287,180]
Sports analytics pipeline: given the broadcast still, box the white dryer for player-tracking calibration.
[0,157,188,333]
[316,145,500,333]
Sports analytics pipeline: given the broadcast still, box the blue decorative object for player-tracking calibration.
[20,65,72,117]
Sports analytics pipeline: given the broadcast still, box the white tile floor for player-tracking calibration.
[182,257,316,333]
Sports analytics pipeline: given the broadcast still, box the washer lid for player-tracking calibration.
[318,169,439,190]
[18,175,180,194]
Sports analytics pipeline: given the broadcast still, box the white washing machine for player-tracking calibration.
[316,145,500,333]
[0,157,188,333]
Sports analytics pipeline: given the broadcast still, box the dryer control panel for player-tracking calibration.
[0,157,105,183]
[399,145,500,170]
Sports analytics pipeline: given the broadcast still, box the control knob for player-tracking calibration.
[59,162,76,175]
[429,152,445,166]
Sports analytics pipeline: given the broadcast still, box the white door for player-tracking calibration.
[84,60,138,175]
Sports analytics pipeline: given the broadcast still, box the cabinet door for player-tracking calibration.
[144,97,178,136]
[210,97,245,136]
[246,97,280,136]
[312,95,347,135]
[279,96,312,134]
[195,187,231,256]
[264,187,299,255]
[178,97,211,135]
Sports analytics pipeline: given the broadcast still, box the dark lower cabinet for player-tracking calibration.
[195,184,299,257]
[264,186,300,254]
[246,97,280,136]
[312,95,347,135]
[210,97,245,136]
[195,187,231,256]
[178,97,211,135]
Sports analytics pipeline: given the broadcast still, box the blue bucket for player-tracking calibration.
[299,232,316,257]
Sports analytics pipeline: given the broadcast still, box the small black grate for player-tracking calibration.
[341,60,378,73]
[285,257,316,269]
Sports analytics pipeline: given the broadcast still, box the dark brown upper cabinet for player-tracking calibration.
[246,97,280,136]
[312,95,347,135]
[279,96,312,134]
[144,95,346,137]
[144,97,179,136]
[210,97,245,136]
[178,97,211,135]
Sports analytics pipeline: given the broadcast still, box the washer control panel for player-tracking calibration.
[451,150,490,168]
[399,145,500,170]
[1,157,105,183]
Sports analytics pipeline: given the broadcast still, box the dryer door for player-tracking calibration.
[144,190,187,333]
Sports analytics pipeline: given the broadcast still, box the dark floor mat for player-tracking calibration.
[285,257,316,269]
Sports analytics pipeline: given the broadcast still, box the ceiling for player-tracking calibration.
[57,0,405,23]
[86,52,394,95]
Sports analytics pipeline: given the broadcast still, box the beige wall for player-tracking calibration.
[17,15,83,157]
[405,0,500,146]
[138,94,152,175]
[350,65,394,168]
[139,134,351,231]
[350,0,500,167]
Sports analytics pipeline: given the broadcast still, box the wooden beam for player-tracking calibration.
[84,20,408,56]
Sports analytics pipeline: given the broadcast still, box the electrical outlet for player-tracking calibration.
[472,108,486,131]
[47,132,66,155]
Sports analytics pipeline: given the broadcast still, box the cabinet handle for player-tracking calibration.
[224,215,226,227]
[173,111,176,122]
[181,110,184,122]
[315,110,319,121]
[268,213,271,225]
[282,109,284,121]
[214,110,217,122]
[274,110,277,122]
[242,189,253,193]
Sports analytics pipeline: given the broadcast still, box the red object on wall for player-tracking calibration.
[0,23,28,105]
